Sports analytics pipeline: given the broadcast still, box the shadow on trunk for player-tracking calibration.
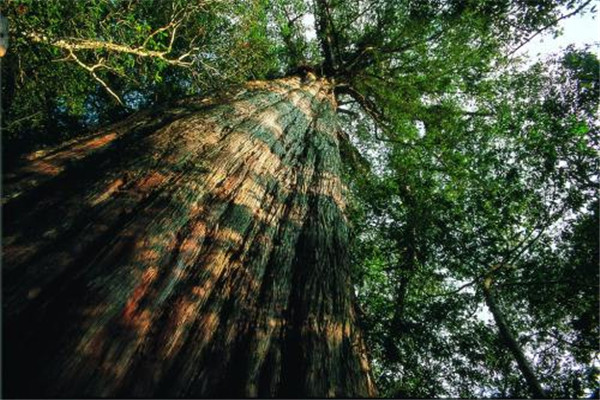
[3,77,376,398]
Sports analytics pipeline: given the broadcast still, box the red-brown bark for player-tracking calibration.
[3,76,376,398]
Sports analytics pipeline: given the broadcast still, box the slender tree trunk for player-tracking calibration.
[482,277,546,399]
[2,76,377,398]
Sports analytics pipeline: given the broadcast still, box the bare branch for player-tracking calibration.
[66,50,123,105]
[432,278,480,298]
[26,32,193,67]
[5,111,43,129]
[337,108,358,117]
[508,0,593,57]
[142,22,175,48]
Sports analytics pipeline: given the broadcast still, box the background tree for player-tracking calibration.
[348,48,599,397]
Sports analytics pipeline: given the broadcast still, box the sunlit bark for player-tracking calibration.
[3,76,376,398]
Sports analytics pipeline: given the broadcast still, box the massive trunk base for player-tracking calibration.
[3,77,376,398]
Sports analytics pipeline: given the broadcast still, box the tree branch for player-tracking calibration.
[314,0,339,74]
[66,50,123,105]
[482,276,548,399]
[26,31,194,67]
[507,0,593,57]
[337,107,359,117]
[336,85,407,143]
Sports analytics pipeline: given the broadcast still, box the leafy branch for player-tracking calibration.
[507,0,594,57]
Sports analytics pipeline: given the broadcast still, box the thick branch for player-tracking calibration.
[482,276,547,399]
[336,85,407,144]
[26,32,194,67]
[314,0,339,75]
[335,86,386,128]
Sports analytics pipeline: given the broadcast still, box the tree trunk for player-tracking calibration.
[482,277,546,399]
[2,76,377,398]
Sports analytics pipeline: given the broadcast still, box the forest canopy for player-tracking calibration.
[1,0,598,398]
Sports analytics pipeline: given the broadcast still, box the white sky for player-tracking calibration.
[302,13,316,40]
[513,4,598,60]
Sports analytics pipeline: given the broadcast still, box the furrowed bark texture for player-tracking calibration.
[3,76,376,398]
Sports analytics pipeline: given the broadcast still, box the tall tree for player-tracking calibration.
[2,0,597,398]
[4,76,376,397]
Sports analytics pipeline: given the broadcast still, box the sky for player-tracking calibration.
[516,4,599,62]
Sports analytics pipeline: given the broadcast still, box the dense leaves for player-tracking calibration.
[347,49,599,397]
[2,0,280,157]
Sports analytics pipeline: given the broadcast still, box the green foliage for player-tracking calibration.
[347,49,599,397]
[2,0,281,157]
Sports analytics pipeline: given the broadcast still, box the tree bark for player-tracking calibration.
[2,76,377,398]
[482,277,546,399]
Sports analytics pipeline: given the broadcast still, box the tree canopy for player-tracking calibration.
[2,0,598,397]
